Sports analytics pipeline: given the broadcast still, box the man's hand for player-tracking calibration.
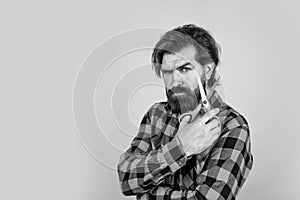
[176,108,221,157]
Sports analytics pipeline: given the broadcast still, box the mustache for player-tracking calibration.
[166,86,192,96]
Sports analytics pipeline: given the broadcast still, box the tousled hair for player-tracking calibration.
[151,24,221,88]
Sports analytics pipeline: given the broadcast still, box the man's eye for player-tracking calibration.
[179,67,190,72]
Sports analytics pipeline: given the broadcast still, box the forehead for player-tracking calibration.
[161,46,197,70]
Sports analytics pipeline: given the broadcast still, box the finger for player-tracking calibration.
[200,108,219,124]
[208,133,219,147]
[211,130,220,142]
[210,126,221,136]
[207,118,219,130]
[203,124,211,135]
[210,125,221,133]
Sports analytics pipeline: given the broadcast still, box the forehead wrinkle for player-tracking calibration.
[161,46,198,71]
[162,55,192,70]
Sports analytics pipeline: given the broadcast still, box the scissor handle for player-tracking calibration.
[178,72,212,123]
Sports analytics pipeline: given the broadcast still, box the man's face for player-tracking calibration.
[161,46,205,114]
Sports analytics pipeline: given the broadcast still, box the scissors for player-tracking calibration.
[178,73,211,123]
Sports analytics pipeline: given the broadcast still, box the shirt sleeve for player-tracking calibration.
[117,107,188,196]
[138,113,253,200]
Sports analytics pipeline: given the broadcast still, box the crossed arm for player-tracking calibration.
[117,110,253,200]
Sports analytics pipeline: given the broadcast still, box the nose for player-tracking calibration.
[172,70,183,88]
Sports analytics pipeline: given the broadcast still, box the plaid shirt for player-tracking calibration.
[117,91,253,200]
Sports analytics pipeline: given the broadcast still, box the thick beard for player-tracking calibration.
[166,86,201,115]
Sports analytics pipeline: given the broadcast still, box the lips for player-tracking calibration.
[173,92,186,96]
[168,88,189,96]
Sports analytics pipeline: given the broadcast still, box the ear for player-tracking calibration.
[204,63,215,80]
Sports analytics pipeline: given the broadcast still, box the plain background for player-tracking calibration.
[1,0,299,199]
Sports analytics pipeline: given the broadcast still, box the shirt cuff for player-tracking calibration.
[161,135,187,173]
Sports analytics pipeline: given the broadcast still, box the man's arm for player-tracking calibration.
[138,112,253,200]
[117,104,188,196]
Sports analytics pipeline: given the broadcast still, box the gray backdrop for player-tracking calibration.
[1,0,299,199]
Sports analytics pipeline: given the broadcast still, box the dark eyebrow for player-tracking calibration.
[161,62,192,73]
[176,62,192,69]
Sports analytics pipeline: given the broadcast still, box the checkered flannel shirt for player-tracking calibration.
[117,91,253,200]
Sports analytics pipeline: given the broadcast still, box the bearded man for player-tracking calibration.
[117,24,253,200]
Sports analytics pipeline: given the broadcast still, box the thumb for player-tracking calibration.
[179,114,192,125]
